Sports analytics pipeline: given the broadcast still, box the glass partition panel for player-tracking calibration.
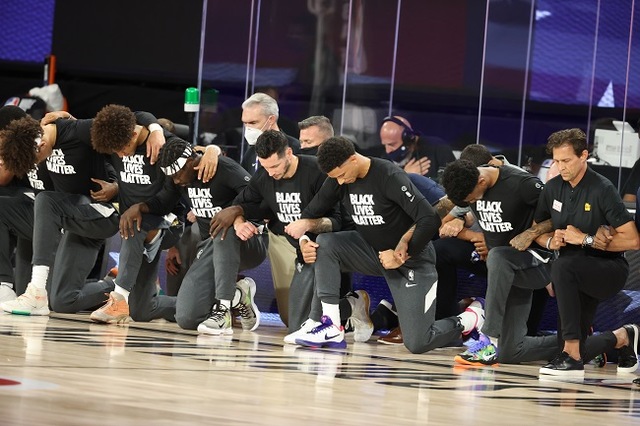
[525,0,638,190]
[199,0,255,161]
[338,0,398,151]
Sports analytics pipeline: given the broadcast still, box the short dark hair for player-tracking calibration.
[0,116,41,177]
[255,130,289,159]
[460,144,493,166]
[441,159,480,206]
[91,104,136,154]
[546,128,587,156]
[298,115,334,138]
[317,136,355,173]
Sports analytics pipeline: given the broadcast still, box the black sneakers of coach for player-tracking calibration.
[539,352,584,377]
[617,324,639,374]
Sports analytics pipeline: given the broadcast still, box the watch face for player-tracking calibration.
[586,236,594,246]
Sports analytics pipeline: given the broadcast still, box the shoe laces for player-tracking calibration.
[309,322,334,335]
[466,335,491,354]
[207,304,229,322]
[235,298,253,319]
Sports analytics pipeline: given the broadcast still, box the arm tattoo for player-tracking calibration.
[435,197,455,219]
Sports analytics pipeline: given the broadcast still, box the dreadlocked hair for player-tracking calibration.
[91,104,136,154]
[0,116,41,177]
[157,138,193,169]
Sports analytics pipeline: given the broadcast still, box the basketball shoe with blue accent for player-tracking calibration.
[295,315,346,349]
[454,332,498,366]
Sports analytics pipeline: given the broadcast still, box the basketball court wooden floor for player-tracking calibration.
[1,313,639,425]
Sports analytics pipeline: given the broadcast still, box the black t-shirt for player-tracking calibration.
[535,167,633,257]
[470,165,544,249]
[111,139,168,212]
[26,164,54,192]
[176,156,251,241]
[302,157,440,256]
[234,154,338,249]
[46,119,112,196]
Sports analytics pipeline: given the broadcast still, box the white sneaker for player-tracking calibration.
[284,318,321,344]
[295,315,346,349]
[197,303,233,335]
[0,284,17,304]
[1,285,50,316]
[345,290,374,342]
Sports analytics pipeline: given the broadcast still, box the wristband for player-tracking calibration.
[299,235,311,245]
[545,236,553,250]
[148,123,163,133]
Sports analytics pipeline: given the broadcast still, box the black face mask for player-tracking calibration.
[386,144,410,165]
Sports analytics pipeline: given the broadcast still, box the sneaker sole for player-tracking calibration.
[538,367,584,377]
[90,314,130,324]
[242,278,260,332]
[618,324,639,374]
[351,319,374,343]
[197,323,233,335]
[453,354,498,366]
[294,338,346,349]
[8,308,50,316]
[350,291,373,342]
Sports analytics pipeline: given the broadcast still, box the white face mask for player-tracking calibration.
[244,126,263,146]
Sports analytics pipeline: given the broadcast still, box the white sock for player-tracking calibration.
[1,282,14,290]
[231,288,241,307]
[457,310,477,334]
[489,336,499,347]
[321,302,341,328]
[114,284,130,303]
[31,265,49,289]
[220,299,231,310]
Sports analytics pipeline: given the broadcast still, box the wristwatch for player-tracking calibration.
[582,234,594,248]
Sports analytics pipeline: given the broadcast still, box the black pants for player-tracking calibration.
[551,254,628,359]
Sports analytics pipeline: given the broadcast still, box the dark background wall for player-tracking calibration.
[0,0,203,123]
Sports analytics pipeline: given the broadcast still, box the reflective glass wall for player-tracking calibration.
[197,0,640,193]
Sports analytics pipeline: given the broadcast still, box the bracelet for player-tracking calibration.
[545,236,553,250]
[148,123,163,133]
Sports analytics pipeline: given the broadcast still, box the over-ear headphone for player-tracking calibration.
[380,116,418,145]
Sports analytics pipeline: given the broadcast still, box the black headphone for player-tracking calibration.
[380,116,418,145]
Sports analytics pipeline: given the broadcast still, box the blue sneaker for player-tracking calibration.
[295,315,346,349]
[454,332,498,366]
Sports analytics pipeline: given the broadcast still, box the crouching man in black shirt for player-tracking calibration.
[292,137,485,351]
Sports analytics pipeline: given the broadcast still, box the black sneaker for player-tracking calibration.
[539,352,584,377]
[617,324,639,374]
[370,299,398,332]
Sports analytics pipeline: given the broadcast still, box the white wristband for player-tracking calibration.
[299,235,311,245]
[545,236,553,250]
[148,123,163,133]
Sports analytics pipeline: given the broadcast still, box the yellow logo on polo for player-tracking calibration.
[584,203,591,212]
